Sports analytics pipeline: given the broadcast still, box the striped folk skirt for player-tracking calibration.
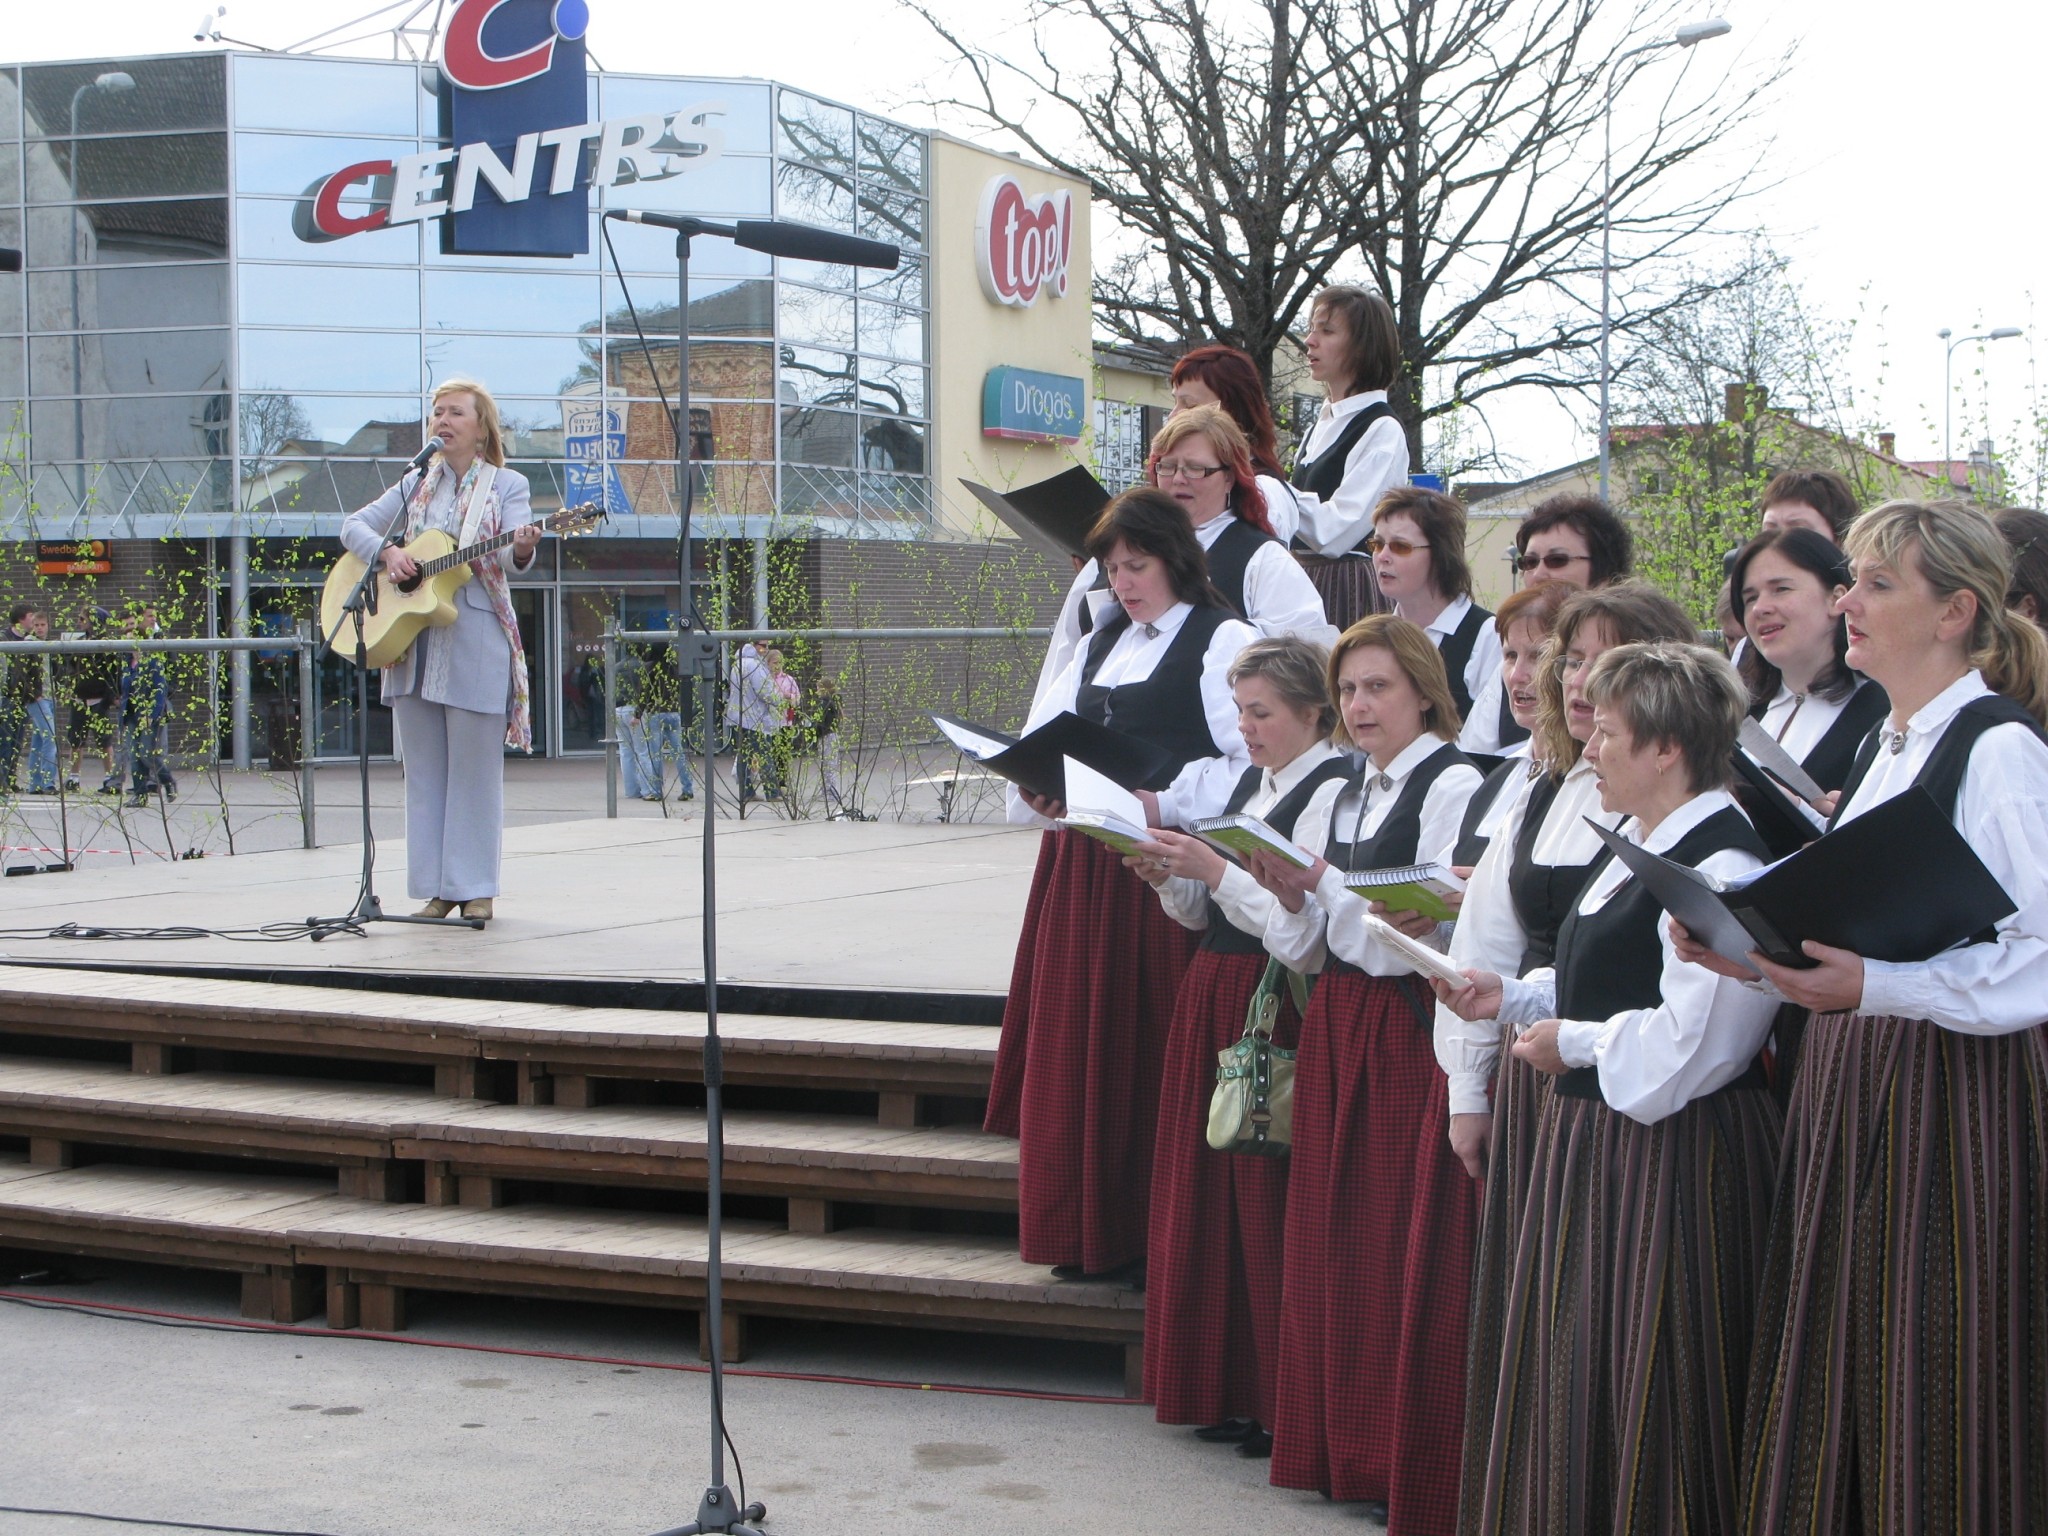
[1456,1026,1546,1536]
[1740,1012,2048,1536]
[1463,1079,1781,1536]
[1292,551,1389,633]
[1270,967,1478,1533]
[1144,946,1293,1427]
[985,830,1198,1273]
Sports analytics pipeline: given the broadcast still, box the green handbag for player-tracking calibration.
[1206,958,1311,1156]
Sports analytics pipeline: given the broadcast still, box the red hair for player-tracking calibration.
[1170,344,1285,480]
[1147,404,1272,536]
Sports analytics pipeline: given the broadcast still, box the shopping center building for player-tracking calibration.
[0,27,1155,760]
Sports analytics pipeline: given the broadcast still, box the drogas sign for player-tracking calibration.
[294,0,725,258]
[975,174,1073,309]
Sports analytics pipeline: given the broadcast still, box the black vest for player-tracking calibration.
[1449,757,1527,867]
[1290,400,1396,506]
[1552,804,1772,1102]
[1322,741,1474,976]
[1746,680,1892,793]
[1507,772,1611,976]
[1077,605,1233,789]
[1201,756,1355,954]
[1435,602,1492,721]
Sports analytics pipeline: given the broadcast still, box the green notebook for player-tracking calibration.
[1190,812,1316,869]
[1340,862,1466,922]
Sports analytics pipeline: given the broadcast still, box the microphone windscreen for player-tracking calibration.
[734,220,900,270]
[0,249,21,273]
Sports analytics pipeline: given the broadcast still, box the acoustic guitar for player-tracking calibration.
[321,501,605,669]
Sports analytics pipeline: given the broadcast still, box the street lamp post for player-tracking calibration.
[1598,18,1730,503]
[1938,325,2024,490]
[67,71,135,496]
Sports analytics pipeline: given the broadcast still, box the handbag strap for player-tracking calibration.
[1244,956,1311,1041]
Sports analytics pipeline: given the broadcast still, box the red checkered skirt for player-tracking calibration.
[985,830,1198,1271]
[1143,946,1294,1427]
[1270,967,1479,1532]
[1292,551,1390,633]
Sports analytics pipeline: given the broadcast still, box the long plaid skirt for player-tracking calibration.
[985,830,1198,1272]
[1144,946,1294,1427]
[1270,967,1478,1533]
[1466,1080,1781,1536]
[1456,1025,1545,1535]
[1293,551,1389,634]
[1740,1012,2048,1536]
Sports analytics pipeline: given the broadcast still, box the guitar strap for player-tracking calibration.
[457,463,500,547]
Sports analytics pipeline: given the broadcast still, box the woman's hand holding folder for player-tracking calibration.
[1668,916,1866,1012]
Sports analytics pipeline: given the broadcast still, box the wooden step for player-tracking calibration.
[0,1055,1018,1218]
[0,966,998,1116]
[401,1102,1017,1216]
[0,1159,1142,1385]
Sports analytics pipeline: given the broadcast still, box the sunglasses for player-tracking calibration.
[1365,534,1424,558]
[1515,550,1590,573]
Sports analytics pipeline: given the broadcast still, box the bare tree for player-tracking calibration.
[911,0,1789,468]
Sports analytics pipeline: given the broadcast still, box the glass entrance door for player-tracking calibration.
[510,588,549,754]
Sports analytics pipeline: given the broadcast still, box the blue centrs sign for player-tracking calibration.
[983,366,1085,444]
[294,0,729,260]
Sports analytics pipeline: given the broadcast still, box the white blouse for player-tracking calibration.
[1832,671,2048,1035]
[1494,789,1778,1125]
[1432,756,1625,1116]
[1154,742,1348,940]
[1750,681,1860,764]
[1008,599,1258,829]
[1416,594,1503,730]
[1264,733,1481,975]
[1290,391,1410,557]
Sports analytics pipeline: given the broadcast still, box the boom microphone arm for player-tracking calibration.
[603,210,899,270]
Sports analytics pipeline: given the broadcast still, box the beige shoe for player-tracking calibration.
[460,898,494,922]
[414,898,456,918]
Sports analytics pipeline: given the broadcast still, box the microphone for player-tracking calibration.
[406,437,442,473]
[603,209,898,270]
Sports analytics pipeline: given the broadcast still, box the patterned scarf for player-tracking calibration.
[390,456,533,751]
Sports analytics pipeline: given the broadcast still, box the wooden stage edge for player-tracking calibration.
[0,814,1039,1002]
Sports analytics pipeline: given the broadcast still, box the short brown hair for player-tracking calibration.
[1759,469,1858,542]
[1084,487,1226,610]
[1492,578,1573,639]
[1230,635,1337,737]
[1310,285,1401,395]
[1516,494,1634,587]
[1373,485,1473,600]
[1996,507,2048,630]
[1326,613,1463,747]
[1583,641,1748,795]
[1532,582,1698,774]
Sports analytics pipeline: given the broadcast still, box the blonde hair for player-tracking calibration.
[1582,641,1748,793]
[1229,635,1336,736]
[1326,613,1463,748]
[1845,499,2048,724]
[1152,402,1251,464]
[1533,582,1699,775]
[432,377,507,467]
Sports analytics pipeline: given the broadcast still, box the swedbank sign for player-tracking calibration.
[293,0,725,258]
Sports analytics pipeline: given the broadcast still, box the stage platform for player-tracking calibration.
[0,815,1039,1002]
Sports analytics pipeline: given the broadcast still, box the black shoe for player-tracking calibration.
[1050,1259,1144,1286]
[126,794,151,808]
[97,780,119,795]
[62,779,79,792]
[1235,1428,1273,1459]
[1193,1418,1258,1444]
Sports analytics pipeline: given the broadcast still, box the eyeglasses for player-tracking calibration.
[1364,534,1424,558]
[1154,459,1228,481]
[1554,654,1590,676]
[1516,550,1591,573]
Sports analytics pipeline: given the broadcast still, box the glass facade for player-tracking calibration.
[0,53,935,755]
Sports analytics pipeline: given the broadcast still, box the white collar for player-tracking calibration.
[1320,389,1390,423]
[1134,600,1192,639]
[1364,731,1453,788]
[1896,669,1991,742]
[1631,787,1739,856]
[1192,513,1231,546]
[1266,740,1343,798]
[1418,592,1472,640]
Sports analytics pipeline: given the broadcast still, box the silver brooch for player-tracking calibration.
[1887,730,1907,755]
[1375,772,1394,791]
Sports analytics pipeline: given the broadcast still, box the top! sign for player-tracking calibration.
[294,0,725,259]
[976,175,1073,309]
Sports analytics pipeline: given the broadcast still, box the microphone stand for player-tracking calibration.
[307,457,483,937]
[601,208,896,1536]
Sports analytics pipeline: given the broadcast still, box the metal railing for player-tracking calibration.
[0,629,318,853]
[599,624,1053,821]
